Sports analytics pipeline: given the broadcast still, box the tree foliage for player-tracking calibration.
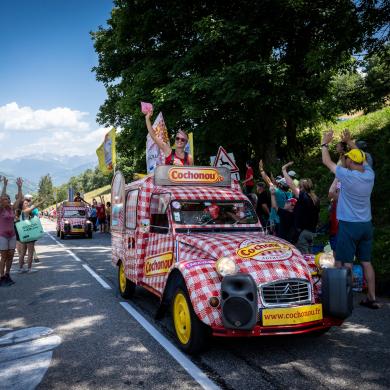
[53,167,112,203]
[37,174,55,209]
[92,0,388,173]
[364,42,390,111]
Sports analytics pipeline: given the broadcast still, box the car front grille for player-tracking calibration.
[72,224,83,229]
[260,279,311,307]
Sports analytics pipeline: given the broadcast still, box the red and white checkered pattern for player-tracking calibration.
[177,260,223,326]
[142,233,174,292]
[111,171,316,328]
[173,232,313,326]
[56,205,88,232]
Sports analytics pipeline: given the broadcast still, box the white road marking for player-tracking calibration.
[82,264,112,290]
[66,250,81,262]
[0,351,53,390]
[0,327,53,347]
[0,335,61,364]
[46,233,64,247]
[0,327,61,390]
[120,302,220,390]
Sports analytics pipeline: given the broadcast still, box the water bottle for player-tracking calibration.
[352,264,363,292]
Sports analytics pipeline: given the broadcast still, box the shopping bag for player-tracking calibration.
[15,216,44,243]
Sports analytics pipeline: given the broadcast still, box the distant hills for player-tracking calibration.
[0,154,96,197]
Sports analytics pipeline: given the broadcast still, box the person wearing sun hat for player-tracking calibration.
[321,129,378,309]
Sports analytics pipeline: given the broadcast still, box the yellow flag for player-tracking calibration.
[97,128,116,175]
[188,132,194,161]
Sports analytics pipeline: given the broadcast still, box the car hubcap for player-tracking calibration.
[119,263,126,293]
[173,292,191,345]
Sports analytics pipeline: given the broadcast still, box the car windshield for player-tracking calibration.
[64,209,86,218]
[171,200,258,225]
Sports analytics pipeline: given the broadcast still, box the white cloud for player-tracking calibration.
[0,132,5,141]
[6,127,111,158]
[0,102,90,131]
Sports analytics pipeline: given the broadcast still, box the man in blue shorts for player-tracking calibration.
[321,130,379,309]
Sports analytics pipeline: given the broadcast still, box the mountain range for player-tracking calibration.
[0,154,96,197]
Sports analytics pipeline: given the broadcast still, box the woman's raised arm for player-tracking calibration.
[145,111,171,157]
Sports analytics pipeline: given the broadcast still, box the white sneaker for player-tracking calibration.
[17,268,26,274]
[26,269,38,274]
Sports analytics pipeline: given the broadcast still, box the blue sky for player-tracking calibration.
[0,0,113,159]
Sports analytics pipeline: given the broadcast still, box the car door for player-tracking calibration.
[142,193,174,294]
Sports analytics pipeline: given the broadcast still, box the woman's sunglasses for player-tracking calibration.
[175,136,187,142]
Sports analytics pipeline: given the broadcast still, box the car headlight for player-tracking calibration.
[86,220,91,224]
[216,257,238,277]
[315,252,335,269]
[64,220,70,224]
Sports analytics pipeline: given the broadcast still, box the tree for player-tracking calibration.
[92,0,386,170]
[364,43,390,112]
[37,174,55,209]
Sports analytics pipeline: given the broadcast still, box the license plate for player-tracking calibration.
[72,228,84,233]
[262,304,323,326]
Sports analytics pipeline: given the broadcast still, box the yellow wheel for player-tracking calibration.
[118,261,135,298]
[171,283,210,354]
[173,292,192,345]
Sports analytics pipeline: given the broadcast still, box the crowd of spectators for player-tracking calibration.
[247,130,377,308]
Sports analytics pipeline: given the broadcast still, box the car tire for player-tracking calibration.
[87,231,92,239]
[171,280,210,354]
[118,261,135,299]
[322,268,353,319]
[60,231,65,239]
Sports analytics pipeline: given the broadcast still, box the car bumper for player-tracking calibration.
[211,317,343,337]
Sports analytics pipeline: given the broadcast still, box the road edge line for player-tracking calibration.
[45,232,111,289]
[119,302,220,390]
[82,264,112,290]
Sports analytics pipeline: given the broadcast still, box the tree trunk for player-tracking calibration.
[286,118,298,153]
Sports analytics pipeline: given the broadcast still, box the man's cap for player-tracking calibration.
[287,198,297,205]
[345,149,366,164]
[256,181,266,188]
[276,178,289,187]
[24,194,33,200]
[275,175,282,181]
[288,170,297,177]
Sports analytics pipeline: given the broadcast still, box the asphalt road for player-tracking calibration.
[1,219,389,390]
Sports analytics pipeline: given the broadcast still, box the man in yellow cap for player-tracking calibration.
[321,130,378,309]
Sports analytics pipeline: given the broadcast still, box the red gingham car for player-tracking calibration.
[56,201,93,239]
[111,166,352,354]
